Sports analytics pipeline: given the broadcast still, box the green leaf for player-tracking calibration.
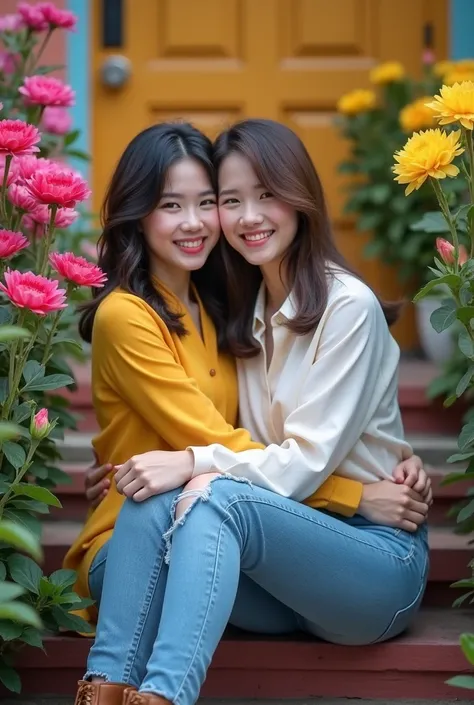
[0,564,6,581]
[457,365,474,397]
[55,591,81,605]
[453,591,474,607]
[19,626,43,648]
[458,499,474,523]
[38,576,58,598]
[410,211,450,233]
[22,360,44,385]
[3,509,41,540]
[447,452,474,463]
[446,675,474,690]
[64,148,90,161]
[64,128,80,147]
[0,619,23,641]
[413,274,461,302]
[457,306,474,325]
[442,471,474,485]
[2,441,26,470]
[0,326,30,343]
[444,393,458,407]
[12,484,61,508]
[430,304,457,333]
[0,423,21,442]
[0,663,21,693]
[459,330,474,359]
[13,402,33,424]
[50,605,94,633]
[461,633,474,666]
[7,555,41,595]
[23,373,74,392]
[0,308,13,326]
[451,579,474,589]
[52,337,83,353]
[459,422,474,451]
[49,568,77,589]
[0,601,41,627]
[0,582,24,602]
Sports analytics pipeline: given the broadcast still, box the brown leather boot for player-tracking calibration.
[122,689,171,705]
[74,680,136,705]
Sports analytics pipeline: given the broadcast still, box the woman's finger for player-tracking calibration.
[85,463,113,488]
[121,477,146,498]
[85,478,110,501]
[91,489,109,509]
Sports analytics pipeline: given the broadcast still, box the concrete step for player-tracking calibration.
[6,608,474,700]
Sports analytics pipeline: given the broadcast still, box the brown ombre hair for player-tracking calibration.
[213,119,401,358]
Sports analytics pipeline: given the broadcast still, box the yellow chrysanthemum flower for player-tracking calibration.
[433,60,454,77]
[426,81,474,130]
[444,69,474,86]
[399,96,436,133]
[337,89,376,116]
[393,128,464,195]
[370,61,405,84]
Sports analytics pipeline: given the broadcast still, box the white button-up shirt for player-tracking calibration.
[191,270,412,500]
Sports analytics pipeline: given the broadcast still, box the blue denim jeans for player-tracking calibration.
[86,477,429,705]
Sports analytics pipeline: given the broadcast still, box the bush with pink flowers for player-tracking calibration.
[0,3,104,692]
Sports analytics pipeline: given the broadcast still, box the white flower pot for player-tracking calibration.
[415,296,456,365]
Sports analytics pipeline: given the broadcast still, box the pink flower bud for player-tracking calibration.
[436,238,469,266]
[30,408,50,440]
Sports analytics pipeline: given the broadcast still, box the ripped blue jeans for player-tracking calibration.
[86,477,429,705]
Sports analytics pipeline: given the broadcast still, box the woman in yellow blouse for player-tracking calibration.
[68,122,430,705]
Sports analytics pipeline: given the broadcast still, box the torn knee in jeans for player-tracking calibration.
[162,473,252,563]
[175,473,222,519]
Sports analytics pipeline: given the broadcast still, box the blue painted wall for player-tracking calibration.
[450,0,474,59]
[66,0,89,178]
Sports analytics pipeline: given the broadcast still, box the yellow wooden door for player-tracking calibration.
[92,0,447,349]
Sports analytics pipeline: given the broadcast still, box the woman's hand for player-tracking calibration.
[115,450,195,502]
[359,480,429,532]
[393,454,433,505]
[85,462,112,508]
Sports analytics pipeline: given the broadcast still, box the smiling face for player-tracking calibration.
[141,156,220,280]
[217,152,298,271]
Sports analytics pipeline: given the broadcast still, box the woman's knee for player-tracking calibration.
[175,473,222,519]
[118,486,181,526]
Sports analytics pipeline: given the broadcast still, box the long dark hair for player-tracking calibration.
[213,119,401,357]
[79,122,227,346]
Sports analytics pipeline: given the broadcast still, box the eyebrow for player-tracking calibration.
[219,183,265,196]
[160,189,215,198]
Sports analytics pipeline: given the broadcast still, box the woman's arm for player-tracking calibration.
[190,288,406,501]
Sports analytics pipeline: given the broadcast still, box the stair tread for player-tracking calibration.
[16,607,474,666]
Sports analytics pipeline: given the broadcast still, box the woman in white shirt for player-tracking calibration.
[81,120,430,705]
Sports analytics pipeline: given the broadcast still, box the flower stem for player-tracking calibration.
[464,129,474,257]
[431,178,460,271]
[39,204,58,275]
[0,155,12,224]
[41,309,63,365]
[0,440,41,519]
[2,316,41,422]
[28,28,53,75]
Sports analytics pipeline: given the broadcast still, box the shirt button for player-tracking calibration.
[209,368,216,377]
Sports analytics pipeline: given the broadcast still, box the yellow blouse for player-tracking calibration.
[63,283,362,622]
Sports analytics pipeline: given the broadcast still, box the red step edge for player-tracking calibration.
[10,609,474,699]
